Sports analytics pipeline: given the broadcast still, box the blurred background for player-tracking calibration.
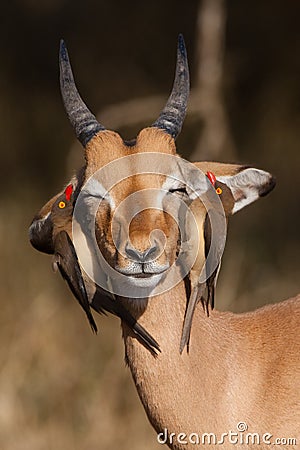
[0,0,299,449]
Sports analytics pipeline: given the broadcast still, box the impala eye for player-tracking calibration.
[169,187,188,195]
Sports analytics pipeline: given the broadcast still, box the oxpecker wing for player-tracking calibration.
[52,230,98,333]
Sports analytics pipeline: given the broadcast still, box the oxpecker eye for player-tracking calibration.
[58,201,66,209]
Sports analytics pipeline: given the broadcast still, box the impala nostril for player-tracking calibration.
[144,243,158,259]
[125,241,159,263]
[125,243,141,261]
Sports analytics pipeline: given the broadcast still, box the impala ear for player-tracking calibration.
[216,167,276,214]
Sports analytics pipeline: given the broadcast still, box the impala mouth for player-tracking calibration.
[131,273,154,279]
[116,263,170,277]
[114,263,170,291]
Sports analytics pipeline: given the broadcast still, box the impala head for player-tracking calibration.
[59,36,275,299]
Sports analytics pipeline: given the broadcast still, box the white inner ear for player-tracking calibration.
[217,168,272,214]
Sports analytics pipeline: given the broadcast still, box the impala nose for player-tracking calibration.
[125,241,159,263]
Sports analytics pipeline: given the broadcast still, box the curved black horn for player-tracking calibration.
[152,34,190,139]
[59,40,105,147]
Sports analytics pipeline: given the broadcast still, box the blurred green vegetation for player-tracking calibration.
[0,0,299,449]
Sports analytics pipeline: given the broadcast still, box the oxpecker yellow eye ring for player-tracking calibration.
[58,201,66,209]
[216,187,222,195]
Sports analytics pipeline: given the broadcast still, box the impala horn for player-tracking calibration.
[152,34,190,139]
[59,40,105,147]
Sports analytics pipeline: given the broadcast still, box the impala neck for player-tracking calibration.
[121,280,235,437]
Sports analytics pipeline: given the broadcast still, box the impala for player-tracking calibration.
[30,36,300,449]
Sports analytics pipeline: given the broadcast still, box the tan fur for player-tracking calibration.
[85,128,178,273]
[194,161,244,177]
[84,127,176,177]
[75,128,300,448]
[122,290,300,449]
